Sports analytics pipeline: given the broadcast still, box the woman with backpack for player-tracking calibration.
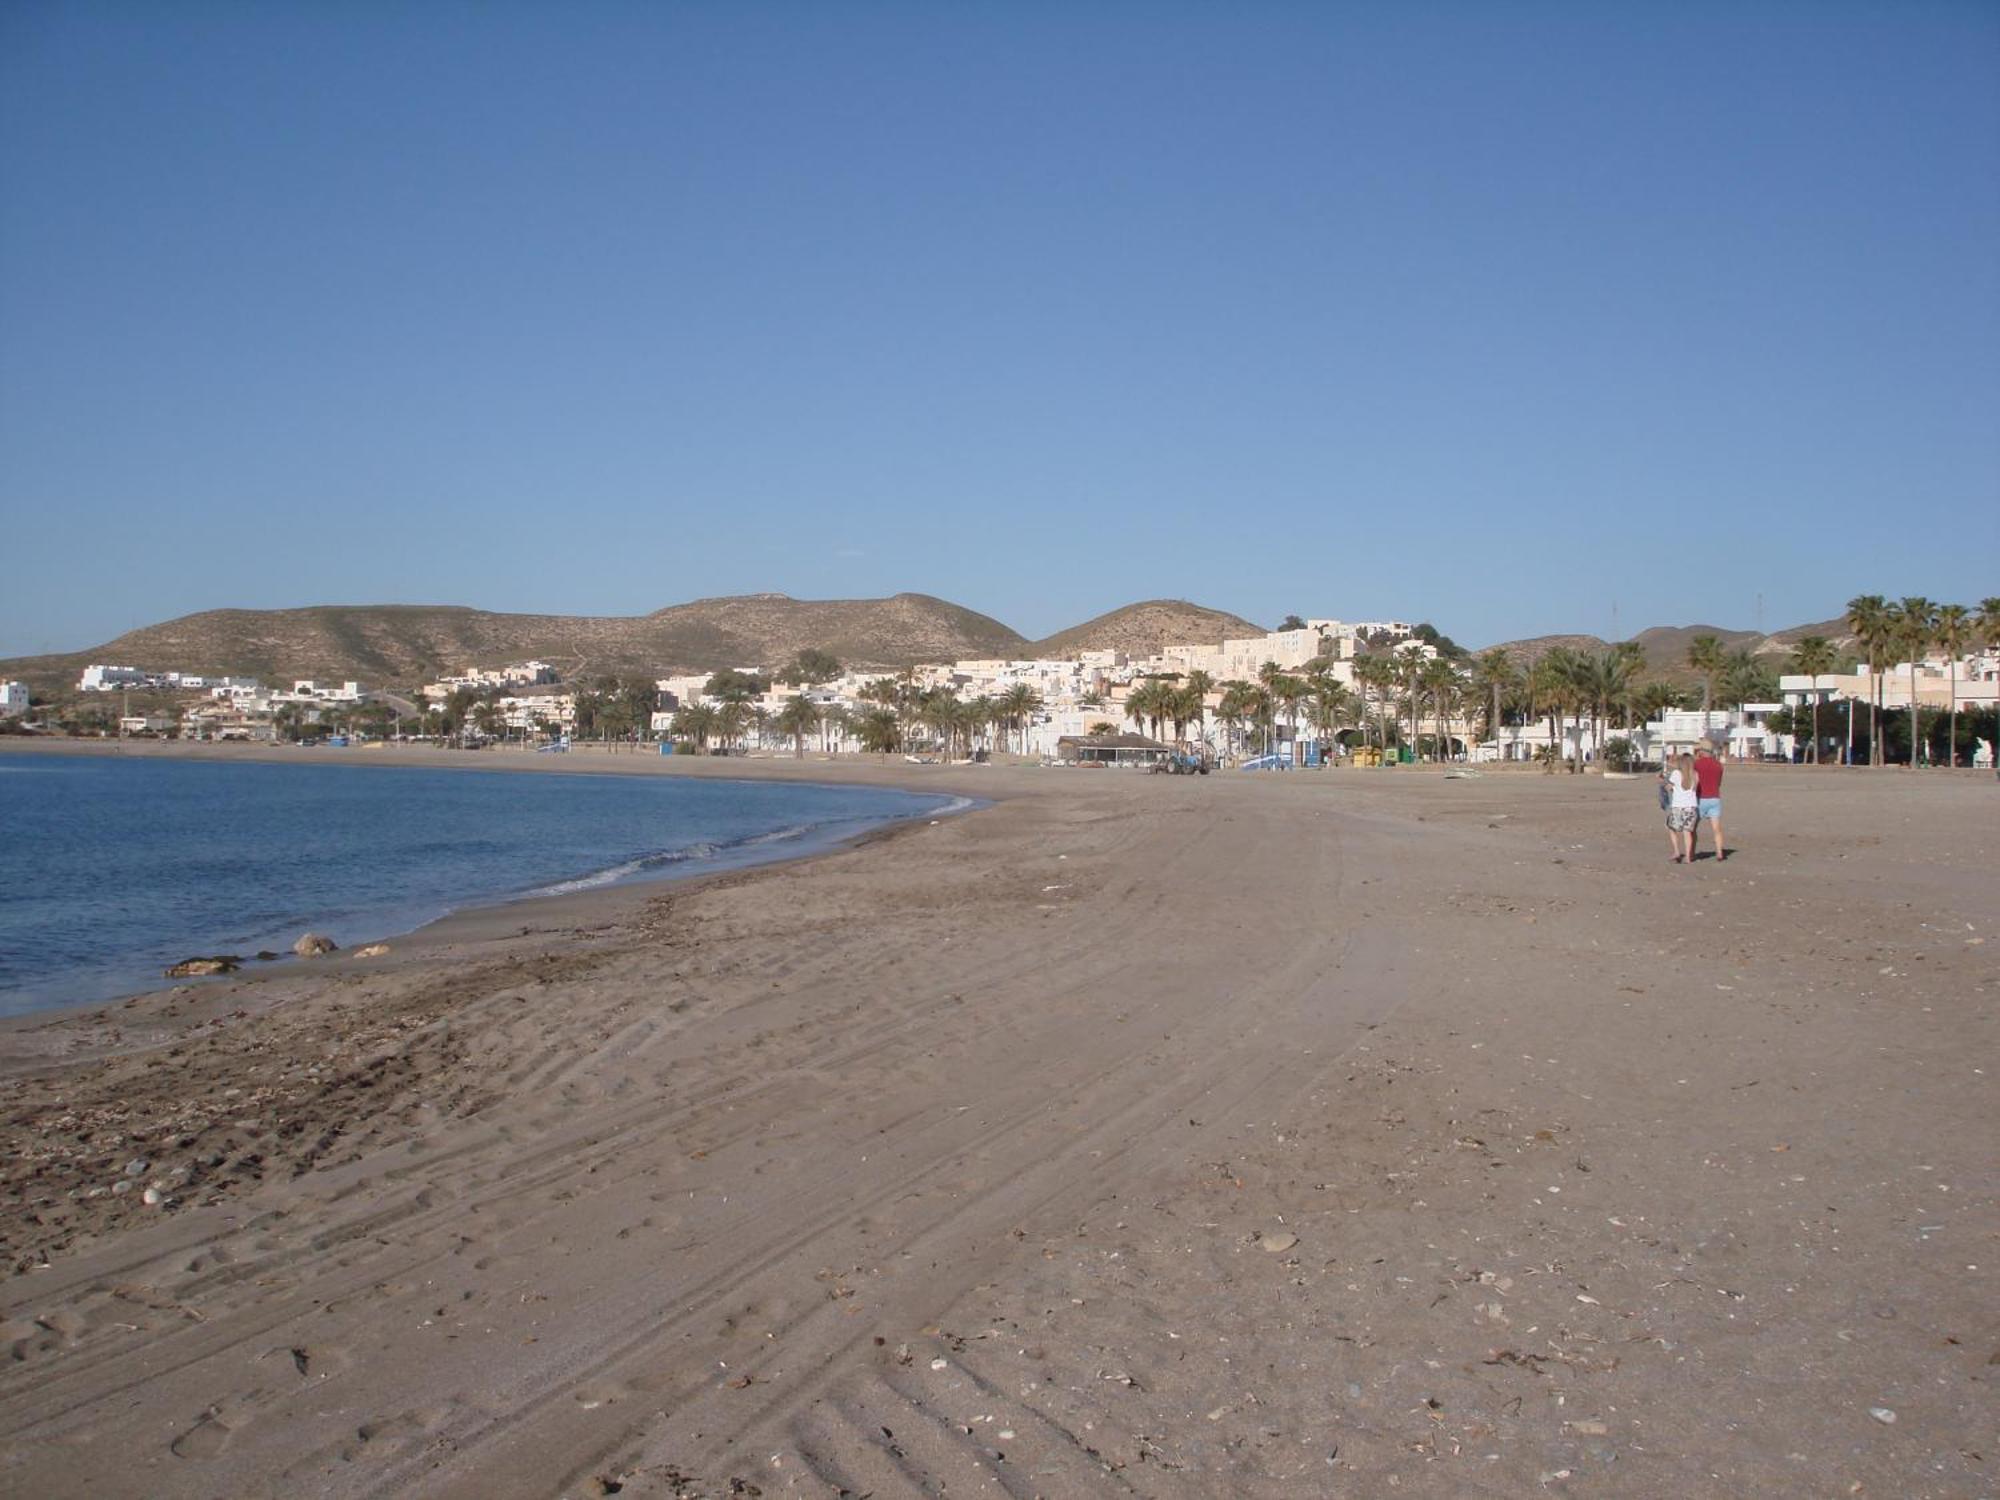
[1663,752,1699,864]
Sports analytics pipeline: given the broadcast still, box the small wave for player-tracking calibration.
[738,821,817,848]
[527,822,829,898]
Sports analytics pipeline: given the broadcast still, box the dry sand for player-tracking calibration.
[0,746,1993,1498]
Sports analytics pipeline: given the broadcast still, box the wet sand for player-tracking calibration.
[0,746,1993,1498]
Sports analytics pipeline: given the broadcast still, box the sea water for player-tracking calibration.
[0,751,960,1017]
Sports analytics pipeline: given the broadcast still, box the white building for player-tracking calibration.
[291,679,366,703]
[79,664,149,692]
[0,680,29,717]
[498,692,577,734]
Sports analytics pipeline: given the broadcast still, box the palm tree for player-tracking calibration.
[1350,655,1392,752]
[1123,680,1160,742]
[996,682,1040,756]
[1846,595,1891,766]
[914,690,959,757]
[852,706,900,754]
[1632,678,1683,751]
[1532,649,1581,770]
[819,703,850,753]
[1980,597,2000,652]
[775,695,821,758]
[1271,673,1308,761]
[1416,657,1459,760]
[1578,649,1634,760]
[714,701,748,752]
[1306,678,1354,760]
[1470,649,1518,757]
[1687,634,1727,722]
[1609,642,1648,728]
[1720,649,1776,711]
[670,701,713,750]
[1182,670,1214,755]
[1251,686,1278,755]
[1789,636,1837,764]
[1255,662,1290,756]
[1212,684,1242,760]
[1894,597,1937,766]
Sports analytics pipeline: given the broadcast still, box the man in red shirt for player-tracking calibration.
[1692,741,1727,861]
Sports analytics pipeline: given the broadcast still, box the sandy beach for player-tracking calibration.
[0,744,1993,1498]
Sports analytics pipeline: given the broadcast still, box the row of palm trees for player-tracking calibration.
[679,677,1053,759]
[1842,595,2000,767]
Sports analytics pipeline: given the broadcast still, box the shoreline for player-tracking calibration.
[0,738,995,1030]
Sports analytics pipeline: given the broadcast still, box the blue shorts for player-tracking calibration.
[1698,798,1722,820]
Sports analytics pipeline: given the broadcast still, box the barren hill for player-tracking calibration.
[1484,617,1862,678]
[1032,600,1263,659]
[1,594,1029,692]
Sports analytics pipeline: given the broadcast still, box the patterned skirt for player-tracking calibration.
[1666,806,1698,832]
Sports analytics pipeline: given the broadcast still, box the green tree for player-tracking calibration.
[1469,649,1518,753]
[1631,677,1684,732]
[1350,654,1394,751]
[1306,677,1355,759]
[1128,679,1175,743]
[778,649,842,686]
[1721,649,1776,711]
[673,701,716,751]
[775,695,821,758]
[1788,636,1838,764]
[1934,604,1971,766]
[1181,670,1214,754]
[1893,597,1937,766]
[1687,634,1727,720]
[1846,594,1892,766]
[996,682,1042,755]
[1609,641,1649,728]
[1411,622,1469,660]
[1416,657,1459,760]
[1216,682,1255,760]
[1531,648,1582,771]
[1278,614,1307,631]
[852,705,900,754]
[618,677,658,740]
[704,669,768,704]
[1271,672,1308,759]
[1979,597,2000,652]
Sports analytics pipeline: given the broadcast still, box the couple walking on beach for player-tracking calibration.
[1661,741,1727,865]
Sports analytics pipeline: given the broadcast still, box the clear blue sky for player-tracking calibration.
[3,1,1995,657]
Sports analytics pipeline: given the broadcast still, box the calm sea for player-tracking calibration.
[0,751,960,1017]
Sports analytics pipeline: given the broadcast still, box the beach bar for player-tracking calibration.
[1055,732,1172,768]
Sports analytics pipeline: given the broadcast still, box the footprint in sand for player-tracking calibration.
[170,1411,235,1460]
[337,1407,449,1462]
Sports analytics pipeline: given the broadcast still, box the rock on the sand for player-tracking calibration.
[352,943,390,958]
[293,933,338,957]
[164,956,239,978]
